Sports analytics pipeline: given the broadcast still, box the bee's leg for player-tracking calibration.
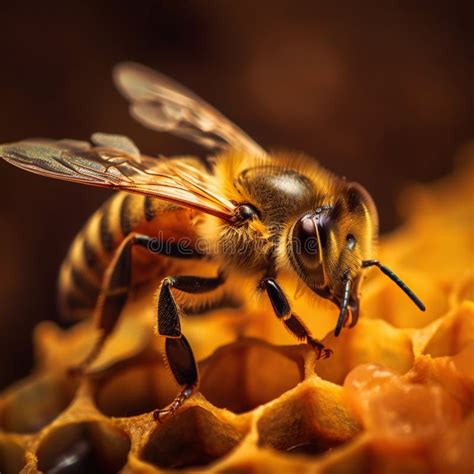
[154,273,225,422]
[70,233,203,375]
[260,277,333,359]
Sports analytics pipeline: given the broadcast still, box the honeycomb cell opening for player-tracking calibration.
[0,436,25,474]
[94,359,180,418]
[0,372,78,433]
[257,385,358,458]
[199,339,305,414]
[36,421,130,474]
[142,405,243,470]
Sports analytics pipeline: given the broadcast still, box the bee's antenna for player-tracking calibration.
[335,278,351,337]
[362,259,426,311]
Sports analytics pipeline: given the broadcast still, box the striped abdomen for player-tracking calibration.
[58,191,197,320]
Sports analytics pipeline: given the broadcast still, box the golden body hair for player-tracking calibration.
[58,151,378,324]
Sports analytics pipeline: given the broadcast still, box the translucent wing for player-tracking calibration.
[113,62,266,157]
[91,132,140,158]
[0,136,236,220]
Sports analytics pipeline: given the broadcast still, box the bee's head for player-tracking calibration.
[287,181,425,335]
[287,182,378,329]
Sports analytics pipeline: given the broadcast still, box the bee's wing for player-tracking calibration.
[90,132,140,158]
[114,62,266,157]
[0,137,236,220]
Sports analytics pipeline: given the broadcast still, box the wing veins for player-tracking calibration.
[0,138,237,220]
[114,62,266,156]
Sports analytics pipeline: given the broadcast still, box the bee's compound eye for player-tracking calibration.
[290,212,333,287]
[300,217,316,236]
[293,215,318,258]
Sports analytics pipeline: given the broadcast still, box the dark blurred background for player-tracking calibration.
[0,1,473,388]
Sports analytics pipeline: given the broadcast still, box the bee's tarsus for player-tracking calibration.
[308,337,333,359]
[362,259,426,311]
[153,384,195,423]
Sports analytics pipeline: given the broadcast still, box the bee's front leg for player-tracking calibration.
[155,273,225,422]
[260,277,333,359]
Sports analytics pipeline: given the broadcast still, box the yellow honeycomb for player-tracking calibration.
[1,147,473,473]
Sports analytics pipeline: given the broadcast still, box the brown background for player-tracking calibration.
[0,1,473,388]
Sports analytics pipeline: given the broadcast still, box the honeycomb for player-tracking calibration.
[1,148,473,473]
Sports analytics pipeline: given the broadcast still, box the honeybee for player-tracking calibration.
[0,62,424,421]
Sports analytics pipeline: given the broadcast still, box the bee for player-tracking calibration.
[0,62,425,421]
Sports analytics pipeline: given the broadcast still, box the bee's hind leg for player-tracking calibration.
[260,277,333,359]
[154,273,225,422]
[69,233,186,376]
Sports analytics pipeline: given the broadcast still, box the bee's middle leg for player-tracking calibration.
[155,273,225,422]
[260,277,333,359]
